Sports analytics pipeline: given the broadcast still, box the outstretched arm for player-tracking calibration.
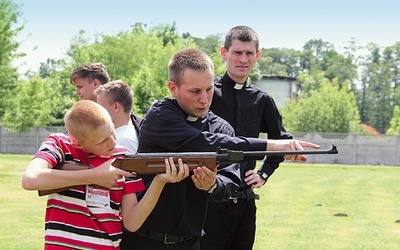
[267,139,320,161]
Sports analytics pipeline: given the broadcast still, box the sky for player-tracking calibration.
[13,0,400,73]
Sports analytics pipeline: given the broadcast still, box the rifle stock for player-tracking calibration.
[38,144,338,196]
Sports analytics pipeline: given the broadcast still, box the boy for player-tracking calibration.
[22,100,189,249]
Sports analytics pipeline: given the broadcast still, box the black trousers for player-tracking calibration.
[120,231,200,250]
[200,198,257,250]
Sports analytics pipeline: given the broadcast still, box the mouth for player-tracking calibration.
[236,65,249,69]
[197,106,208,112]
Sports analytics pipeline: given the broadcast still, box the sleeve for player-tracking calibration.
[123,177,146,195]
[139,102,267,153]
[33,134,66,167]
[208,162,241,201]
[258,94,293,178]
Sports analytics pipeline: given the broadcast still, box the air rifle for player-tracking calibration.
[38,144,338,196]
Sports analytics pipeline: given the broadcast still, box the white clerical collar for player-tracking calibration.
[234,83,244,90]
[186,116,198,122]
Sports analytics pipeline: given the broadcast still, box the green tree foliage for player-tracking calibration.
[190,33,223,55]
[300,39,357,89]
[7,18,400,134]
[33,23,193,123]
[2,76,53,129]
[0,0,24,120]
[386,106,400,135]
[357,43,396,133]
[282,72,360,133]
[259,48,301,77]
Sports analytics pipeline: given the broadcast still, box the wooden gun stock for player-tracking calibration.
[38,157,217,196]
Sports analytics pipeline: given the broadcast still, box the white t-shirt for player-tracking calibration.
[115,123,138,153]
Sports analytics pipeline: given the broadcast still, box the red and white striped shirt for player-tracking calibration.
[34,133,145,249]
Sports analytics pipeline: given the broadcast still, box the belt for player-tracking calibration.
[133,228,193,245]
[230,189,260,200]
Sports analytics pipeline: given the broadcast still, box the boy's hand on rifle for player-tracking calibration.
[192,165,217,191]
[267,139,320,161]
[156,158,189,183]
[90,159,135,188]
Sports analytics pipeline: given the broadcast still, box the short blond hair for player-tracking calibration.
[64,100,113,142]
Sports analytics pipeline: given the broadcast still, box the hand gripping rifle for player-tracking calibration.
[38,144,338,196]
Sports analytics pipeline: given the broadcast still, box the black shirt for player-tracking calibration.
[211,73,293,186]
[135,98,267,237]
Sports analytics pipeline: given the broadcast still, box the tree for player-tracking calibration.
[300,39,358,89]
[357,43,395,133]
[386,106,400,135]
[282,73,360,133]
[62,23,194,115]
[259,48,301,77]
[2,76,54,129]
[0,0,24,120]
[191,33,223,55]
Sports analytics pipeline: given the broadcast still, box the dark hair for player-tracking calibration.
[69,63,110,84]
[224,26,259,51]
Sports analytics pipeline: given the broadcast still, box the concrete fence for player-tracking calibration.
[1,126,399,166]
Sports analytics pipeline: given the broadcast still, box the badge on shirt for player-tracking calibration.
[86,185,110,207]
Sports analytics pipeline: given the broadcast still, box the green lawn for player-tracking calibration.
[1,154,399,249]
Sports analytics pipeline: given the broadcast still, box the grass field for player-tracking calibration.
[1,154,399,249]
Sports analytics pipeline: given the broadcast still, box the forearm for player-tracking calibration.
[258,156,284,177]
[22,158,96,190]
[122,176,166,232]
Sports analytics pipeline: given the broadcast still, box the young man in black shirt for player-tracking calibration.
[202,26,293,250]
[120,48,318,250]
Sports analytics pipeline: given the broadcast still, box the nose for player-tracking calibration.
[198,91,209,104]
[239,54,248,63]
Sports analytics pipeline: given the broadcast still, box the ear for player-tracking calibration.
[168,81,178,97]
[256,50,261,61]
[220,46,227,60]
[93,79,102,88]
[113,101,121,112]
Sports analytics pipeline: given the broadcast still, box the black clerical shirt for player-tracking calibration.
[211,73,293,186]
[135,98,267,238]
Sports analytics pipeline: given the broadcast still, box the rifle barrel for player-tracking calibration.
[123,144,338,159]
[242,144,338,157]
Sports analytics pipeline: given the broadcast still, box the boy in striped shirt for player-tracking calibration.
[22,100,189,249]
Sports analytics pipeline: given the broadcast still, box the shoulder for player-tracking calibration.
[207,111,235,136]
[145,98,183,119]
[34,133,77,166]
[246,82,276,101]
[41,133,73,149]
